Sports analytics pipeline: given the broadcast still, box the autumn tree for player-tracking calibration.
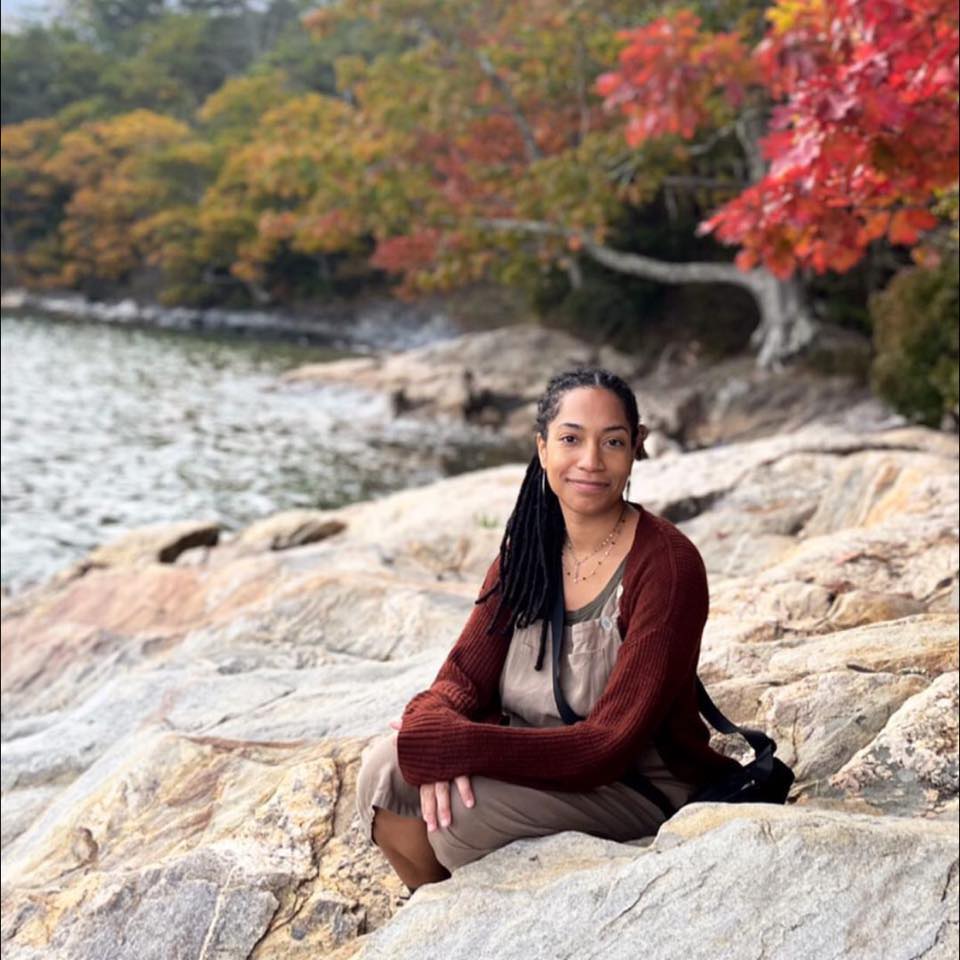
[299,0,957,366]
[1,117,72,285]
[291,0,807,364]
[1,1,407,302]
[4,0,954,348]
[36,110,212,290]
[699,0,958,272]
[601,1,958,360]
[290,3,702,299]
[192,89,376,301]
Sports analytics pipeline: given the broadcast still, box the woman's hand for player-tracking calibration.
[390,719,475,831]
[419,776,475,832]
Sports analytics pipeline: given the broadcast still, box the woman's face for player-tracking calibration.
[536,387,635,518]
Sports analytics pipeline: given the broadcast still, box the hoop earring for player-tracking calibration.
[541,470,546,497]
[623,476,632,502]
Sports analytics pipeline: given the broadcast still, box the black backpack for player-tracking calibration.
[549,583,795,820]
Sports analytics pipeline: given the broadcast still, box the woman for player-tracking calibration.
[356,367,741,889]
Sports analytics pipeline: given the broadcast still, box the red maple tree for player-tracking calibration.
[599,0,959,278]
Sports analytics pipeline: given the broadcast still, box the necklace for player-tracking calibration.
[562,504,626,584]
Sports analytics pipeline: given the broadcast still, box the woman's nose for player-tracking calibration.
[578,441,603,470]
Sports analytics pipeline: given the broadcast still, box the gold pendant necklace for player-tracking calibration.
[563,504,626,583]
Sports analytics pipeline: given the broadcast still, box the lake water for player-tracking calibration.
[1,314,518,592]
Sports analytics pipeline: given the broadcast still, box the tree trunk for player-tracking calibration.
[481,217,816,368]
[748,270,817,369]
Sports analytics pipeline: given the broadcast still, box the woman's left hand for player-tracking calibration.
[390,719,475,830]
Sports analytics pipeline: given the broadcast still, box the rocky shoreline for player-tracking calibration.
[279,323,894,451]
[1,390,957,956]
[3,288,892,451]
[0,288,460,354]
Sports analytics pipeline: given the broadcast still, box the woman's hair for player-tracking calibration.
[480,367,644,668]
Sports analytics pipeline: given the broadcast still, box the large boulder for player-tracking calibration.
[1,732,405,960]
[2,418,957,957]
[349,806,958,960]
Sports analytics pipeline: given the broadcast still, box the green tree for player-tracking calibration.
[75,0,167,52]
[1,26,110,123]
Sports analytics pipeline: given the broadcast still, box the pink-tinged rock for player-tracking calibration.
[820,671,960,818]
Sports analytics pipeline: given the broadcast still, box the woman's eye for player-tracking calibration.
[559,435,577,444]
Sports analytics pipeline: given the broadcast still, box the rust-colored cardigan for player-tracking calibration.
[397,505,742,792]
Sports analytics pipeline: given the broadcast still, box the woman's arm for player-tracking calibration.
[397,527,708,792]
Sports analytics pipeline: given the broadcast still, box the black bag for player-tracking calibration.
[685,680,795,806]
[549,581,795,818]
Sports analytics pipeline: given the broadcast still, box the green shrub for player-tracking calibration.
[870,257,959,429]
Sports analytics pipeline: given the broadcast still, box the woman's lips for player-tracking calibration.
[566,479,609,491]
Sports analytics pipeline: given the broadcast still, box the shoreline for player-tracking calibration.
[0,287,462,354]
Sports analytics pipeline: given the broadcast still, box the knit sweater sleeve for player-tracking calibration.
[396,524,708,792]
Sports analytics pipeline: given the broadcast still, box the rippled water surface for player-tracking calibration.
[1,315,517,591]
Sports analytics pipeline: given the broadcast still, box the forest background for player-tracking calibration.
[2,0,958,428]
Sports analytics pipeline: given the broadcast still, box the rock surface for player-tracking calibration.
[281,326,635,432]
[2,416,958,959]
[83,520,222,570]
[352,806,958,960]
[280,328,892,447]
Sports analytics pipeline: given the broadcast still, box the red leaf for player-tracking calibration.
[888,208,937,245]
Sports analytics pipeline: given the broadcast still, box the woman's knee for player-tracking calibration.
[427,819,483,871]
[426,777,506,871]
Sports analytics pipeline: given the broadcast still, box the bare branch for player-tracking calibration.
[687,122,737,157]
[463,216,815,369]
[661,175,746,191]
[478,217,762,290]
[734,108,767,182]
[475,51,542,162]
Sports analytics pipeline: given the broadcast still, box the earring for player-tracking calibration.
[623,476,631,502]
[541,470,546,496]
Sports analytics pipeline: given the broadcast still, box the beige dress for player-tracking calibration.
[355,559,698,872]
[499,556,696,805]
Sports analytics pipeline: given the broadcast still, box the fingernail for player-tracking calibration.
[466,799,474,808]
[427,823,436,832]
[441,817,450,828]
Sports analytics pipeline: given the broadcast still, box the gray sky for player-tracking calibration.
[2,0,57,31]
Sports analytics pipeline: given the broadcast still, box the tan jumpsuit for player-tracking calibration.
[355,558,698,871]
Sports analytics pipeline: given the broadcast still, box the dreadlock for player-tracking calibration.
[479,367,645,670]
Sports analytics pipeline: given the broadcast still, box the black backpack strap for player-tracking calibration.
[550,581,584,726]
[550,580,676,820]
[696,678,776,776]
[549,574,780,811]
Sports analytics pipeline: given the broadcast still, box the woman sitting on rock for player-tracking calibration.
[356,367,740,889]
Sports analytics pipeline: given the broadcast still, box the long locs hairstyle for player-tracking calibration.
[480,367,646,670]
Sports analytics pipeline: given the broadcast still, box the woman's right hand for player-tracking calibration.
[419,776,475,832]
[390,719,475,831]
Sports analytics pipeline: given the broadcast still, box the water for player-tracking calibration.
[1,314,519,592]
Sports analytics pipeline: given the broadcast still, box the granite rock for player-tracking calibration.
[2,417,957,958]
[352,807,958,960]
